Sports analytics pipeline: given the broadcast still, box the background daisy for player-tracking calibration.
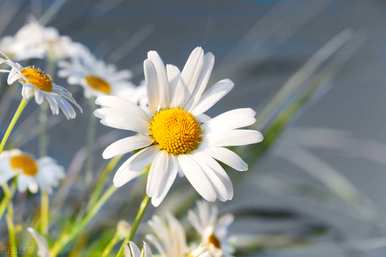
[0,149,64,193]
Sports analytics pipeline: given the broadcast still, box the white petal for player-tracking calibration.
[178,155,216,201]
[208,129,263,147]
[144,59,160,112]
[21,85,34,99]
[125,242,141,257]
[206,108,256,131]
[193,152,233,201]
[170,75,189,107]
[148,51,169,107]
[94,108,149,134]
[191,79,234,115]
[113,146,157,187]
[7,67,21,85]
[95,95,149,121]
[166,64,180,82]
[208,147,248,171]
[143,242,153,257]
[187,52,215,108]
[103,135,153,159]
[28,228,50,257]
[181,47,204,92]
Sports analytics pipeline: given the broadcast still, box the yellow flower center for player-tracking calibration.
[10,154,38,176]
[208,234,221,249]
[84,75,112,94]
[149,108,202,155]
[21,66,53,92]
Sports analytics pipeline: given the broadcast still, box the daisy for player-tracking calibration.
[146,214,212,257]
[0,149,65,193]
[58,48,135,99]
[95,47,263,206]
[188,201,234,257]
[0,18,84,61]
[0,54,82,119]
[124,242,152,257]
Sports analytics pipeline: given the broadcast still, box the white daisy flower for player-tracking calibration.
[0,149,65,193]
[95,47,263,206]
[188,201,234,257]
[0,18,84,61]
[124,242,152,257]
[146,214,188,257]
[58,48,135,99]
[146,214,213,257]
[0,55,82,119]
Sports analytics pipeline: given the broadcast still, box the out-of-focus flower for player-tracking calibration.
[0,55,82,119]
[58,49,135,99]
[146,214,188,257]
[27,228,50,257]
[188,201,234,257]
[95,47,263,206]
[0,149,65,193]
[117,81,149,111]
[146,214,213,257]
[124,242,152,257]
[0,19,84,61]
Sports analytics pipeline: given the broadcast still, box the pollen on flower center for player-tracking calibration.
[10,154,38,176]
[208,234,221,249]
[21,66,53,92]
[149,107,202,155]
[84,75,112,94]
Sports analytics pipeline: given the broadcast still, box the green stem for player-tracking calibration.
[50,185,117,257]
[116,194,150,257]
[38,104,49,157]
[85,98,97,184]
[6,202,17,257]
[89,156,121,207]
[0,183,13,220]
[102,232,120,257]
[40,191,49,236]
[0,98,28,153]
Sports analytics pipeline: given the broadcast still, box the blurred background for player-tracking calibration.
[2,0,386,256]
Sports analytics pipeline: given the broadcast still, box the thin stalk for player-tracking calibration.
[0,183,13,220]
[85,98,97,185]
[40,191,49,235]
[50,185,117,257]
[89,156,121,207]
[6,202,17,257]
[38,104,49,156]
[0,98,28,153]
[116,194,150,257]
[102,232,120,257]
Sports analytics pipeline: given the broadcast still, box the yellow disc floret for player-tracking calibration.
[208,234,221,249]
[149,108,202,155]
[10,153,38,176]
[21,66,53,92]
[84,75,112,94]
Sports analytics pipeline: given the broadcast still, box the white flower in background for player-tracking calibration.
[188,201,234,257]
[0,149,64,193]
[117,81,149,111]
[28,228,50,257]
[146,214,212,257]
[95,47,263,206]
[0,18,84,61]
[146,214,188,257]
[58,48,135,99]
[0,55,82,119]
[124,241,152,257]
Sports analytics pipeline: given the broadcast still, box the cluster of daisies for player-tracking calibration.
[0,17,263,257]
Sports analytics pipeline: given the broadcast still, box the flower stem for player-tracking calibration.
[6,202,17,257]
[0,183,13,220]
[0,98,28,153]
[38,104,49,156]
[88,156,121,207]
[101,231,120,257]
[116,194,150,257]
[50,185,117,257]
[85,98,97,185]
[40,191,49,235]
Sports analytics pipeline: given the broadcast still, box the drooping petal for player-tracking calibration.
[207,147,248,171]
[102,134,153,159]
[113,146,157,187]
[178,155,216,201]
